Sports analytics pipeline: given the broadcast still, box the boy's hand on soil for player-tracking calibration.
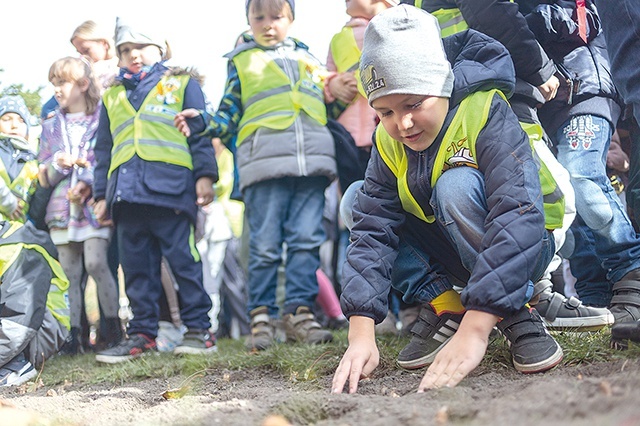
[418,310,498,391]
[332,316,378,394]
[174,108,200,137]
[196,177,214,206]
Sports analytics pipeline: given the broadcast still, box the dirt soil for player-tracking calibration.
[1,357,640,426]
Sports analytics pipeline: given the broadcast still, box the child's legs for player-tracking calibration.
[116,205,163,338]
[154,210,211,332]
[56,242,85,329]
[282,177,326,313]
[430,167,554,285]
[83,237,119,319]
[556,115,640,282]
[244,179,286,316]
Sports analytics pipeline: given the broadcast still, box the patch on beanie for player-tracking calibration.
[361,63,385,98]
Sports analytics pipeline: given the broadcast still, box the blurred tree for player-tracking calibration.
[1,84,44,120]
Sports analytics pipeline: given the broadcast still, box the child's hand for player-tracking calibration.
[418,310,498,391]
[537,75,559,101]
[68,181,92,204]
[56,153,75,170]
[195,176,214,206]
[38,164,49,188]
[332,316,378,394]
[92,199,112,226]
[9,198,25,221]
[174,108,200,137]
[329,72,358,104]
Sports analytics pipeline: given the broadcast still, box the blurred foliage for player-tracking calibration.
[0,69,44,120]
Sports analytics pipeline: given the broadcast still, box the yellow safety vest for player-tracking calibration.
[0,158,38,223]
[102,74,193,177]
[411,1,469,37]
[329,26,366,98]
[233,48,327,146]
[376,89,564,229]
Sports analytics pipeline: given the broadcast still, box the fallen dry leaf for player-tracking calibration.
[599,380,613,397]
[262,414,292,426]
[435,405,449,425]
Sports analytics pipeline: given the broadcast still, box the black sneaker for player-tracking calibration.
[497,307,563,373]
[397,304,464,370]
[0,353,37,387]
[95,333,157,364]
[174,329,217,355]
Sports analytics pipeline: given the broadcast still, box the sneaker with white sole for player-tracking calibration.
[0,353,37,387]
[397,304,465,370]
[96,333,157,364]
[532,280,614,331]
[497,307,563,373]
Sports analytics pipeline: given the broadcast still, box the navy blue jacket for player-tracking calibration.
[93,63,217,224]
[523,0,622,135]
[340,30,545,322]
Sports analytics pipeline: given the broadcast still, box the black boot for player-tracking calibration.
[58,327,84,356]
[99,317,123,350]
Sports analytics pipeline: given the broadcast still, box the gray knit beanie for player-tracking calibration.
[0,94,30,136]
[114,17,168,59]
[360,5,454,105]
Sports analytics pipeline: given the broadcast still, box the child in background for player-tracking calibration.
[38,57,121,354]
[197,137,248,337]
[175,0,349,351]
[93,17,218,363]
[332,6,563,393]
[0,94,38,223]
[70,20,120,90]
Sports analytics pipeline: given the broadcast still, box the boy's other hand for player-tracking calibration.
[195,176,214,206]
[329,72,358,104]
[418,310,498,391]
[174,108,200,137]
[332,316,378,394]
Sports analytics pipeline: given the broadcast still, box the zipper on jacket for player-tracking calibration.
[278,46,307,175]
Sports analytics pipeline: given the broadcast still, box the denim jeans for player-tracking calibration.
[243,176,327,316]
[555,115,640,286]
[430,167,554,302]
[340,166,552,308]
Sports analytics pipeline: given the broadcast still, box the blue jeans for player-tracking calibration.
[555,115,640,286]
[244,177,327,316]
[341,167,552,307]
[430,167,554,302]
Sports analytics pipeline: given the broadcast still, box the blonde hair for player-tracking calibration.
[48,57,101,115]
[248,0,294,21]
[70,20,116,59]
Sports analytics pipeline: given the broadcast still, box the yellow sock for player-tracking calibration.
[430,289,465,315]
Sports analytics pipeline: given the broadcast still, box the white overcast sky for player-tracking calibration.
[1,1,348,108]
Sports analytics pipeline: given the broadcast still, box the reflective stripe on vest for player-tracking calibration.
[376,90,564,229]
[431,8,469,38]
[233,49,327,146]
[0,159,38,223]
[330,26,366,97]
[102,74,193,177]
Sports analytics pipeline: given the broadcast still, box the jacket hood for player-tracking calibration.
[443,29,516,107]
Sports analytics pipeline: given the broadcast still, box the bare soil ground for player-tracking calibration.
[1,357,640,425]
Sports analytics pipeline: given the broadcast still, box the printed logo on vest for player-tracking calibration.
[155,77,182,105]
[361,64,385,97]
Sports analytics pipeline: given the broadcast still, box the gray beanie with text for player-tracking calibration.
[360,5,454,105]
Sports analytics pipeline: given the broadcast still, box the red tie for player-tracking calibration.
[576,0,588,43]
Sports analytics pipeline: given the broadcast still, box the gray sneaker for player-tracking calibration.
[532,279,614,331]
[397,304,464,370]
[497,307,563,373]
[283,306,333,344]
[174,329,217,355]
[245,307,276,351]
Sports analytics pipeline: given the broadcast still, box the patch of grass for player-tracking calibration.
[36,327,640,390]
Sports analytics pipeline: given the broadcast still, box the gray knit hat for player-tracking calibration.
[0,94,30,136]
[360,5,454,105]
[114,17,168,58]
